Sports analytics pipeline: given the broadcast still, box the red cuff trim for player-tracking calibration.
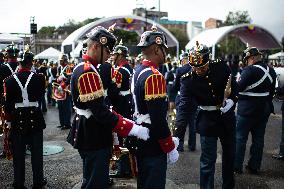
[113,114,133,137]
[158,136,175,153]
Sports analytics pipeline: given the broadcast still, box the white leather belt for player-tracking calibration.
[199,105,220,111]
[178,91,181,95]
[168,81,173,85]
[15,102,39,108]
[119,90,131,96]
[136,114,151,124]
[239,91,269,96]
[74,107,93,119]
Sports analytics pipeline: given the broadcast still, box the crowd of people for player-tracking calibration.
[0,23,283,189]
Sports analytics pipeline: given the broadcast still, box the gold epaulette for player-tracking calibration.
[145,74,167,100]
[78,72,104,102]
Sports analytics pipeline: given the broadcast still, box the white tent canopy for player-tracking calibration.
[35,47,61,62]
[186,24,282,59]
[268,51,284,59]
[0,33,23,43]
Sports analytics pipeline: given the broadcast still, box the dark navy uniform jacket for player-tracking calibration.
[0,61,18,101]
[133,59,175,157]
[68,56,134,151]
[113,60,133,119]
[237,61,276,117]
[171,64,192,105]
[96,62,120,107]
[175,60,238,137]
[4,69,46,132]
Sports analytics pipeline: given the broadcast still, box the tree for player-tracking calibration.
[37,26,56,37]
[222,10,251,26]
[113,29,139,45]
[218,10,252,57]
[168,28,189,55]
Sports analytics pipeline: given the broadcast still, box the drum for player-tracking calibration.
[52,82,66,101]
[109,147,137,178]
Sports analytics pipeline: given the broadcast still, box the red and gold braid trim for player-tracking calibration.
[158,136,175,153]
[145,74,167,100]
[78,72,104,102]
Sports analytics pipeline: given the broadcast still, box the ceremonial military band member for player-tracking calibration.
[175,42,238,189]
[68,26,150,189]
[4,50,47,189]
[172,51,197,152]
[234,47,276,174]
[56,54,72,130]
[132,25,179,189]
[0,44,20,158]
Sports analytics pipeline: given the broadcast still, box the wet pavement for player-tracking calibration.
[1,100,284,188]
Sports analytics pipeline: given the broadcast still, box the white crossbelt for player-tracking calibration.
[198,105,219,111]
[239,65,272,97]
[119,89,131,96]
[238,91,269,96]
[135,114,151,124]
[74,107,93,119]
[13,72,39,108]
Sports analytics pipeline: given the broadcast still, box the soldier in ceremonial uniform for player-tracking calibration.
[234,47,276,174]
[132,25,179,189]
[111,40,133,120]
[172,51,197,152]
[175,42,238,189]
[56,54,72,130]
[68,26,150,189]
[0,44,20,158]
[4,50,47,189]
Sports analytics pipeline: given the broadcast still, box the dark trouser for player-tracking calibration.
[234,113,269,170]
[57,95,72,127]
[280,110,284,155]
[200,134,235,189]
[175,95,196,150]
[177,113,196,150]
[11,130,44,187]
[47,83,56,105]
[38,94,47,112]
[78,148,111,189]
[137,154,167,189]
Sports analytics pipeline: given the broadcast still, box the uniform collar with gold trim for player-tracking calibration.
[142,59,158,69]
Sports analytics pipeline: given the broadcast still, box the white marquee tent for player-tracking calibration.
[34,47,61,61]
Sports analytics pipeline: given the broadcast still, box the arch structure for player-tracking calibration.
[61,15,179,58]
[185,24,282,59]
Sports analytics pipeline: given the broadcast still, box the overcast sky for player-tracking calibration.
[1,0,283,40]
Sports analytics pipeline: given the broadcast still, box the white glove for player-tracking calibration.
[57,75,65,82]
[172,137,179,148]
[168,149,179,164]
[6,122,11,129]
[167,137,180,164]
[113,132,119,146]
[129,124,150,141]
[220,99,234,113]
